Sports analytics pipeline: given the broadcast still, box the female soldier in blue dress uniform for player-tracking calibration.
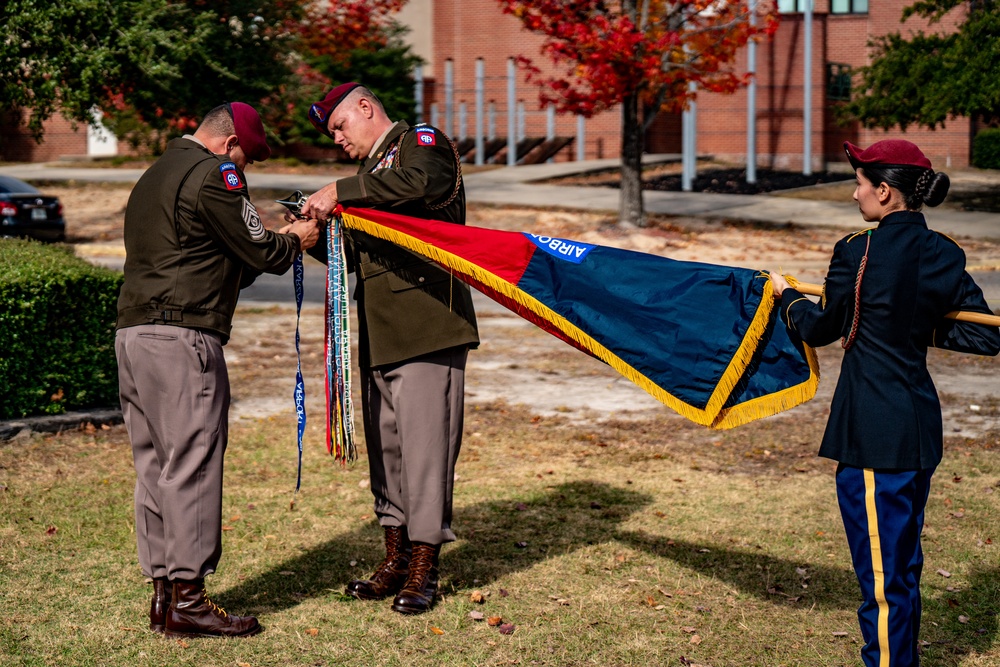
[769,139,1000,667]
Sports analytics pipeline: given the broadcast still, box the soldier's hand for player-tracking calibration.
[301,182,338,220]
[768,269,790,297]
[283,218,321,251]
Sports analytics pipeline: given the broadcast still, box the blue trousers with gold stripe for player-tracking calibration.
[836,465,934,667]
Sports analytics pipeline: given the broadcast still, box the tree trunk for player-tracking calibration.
[619,92,645,227]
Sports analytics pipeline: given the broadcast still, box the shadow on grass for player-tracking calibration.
[921,563,1000,664]
[216,480,999,661]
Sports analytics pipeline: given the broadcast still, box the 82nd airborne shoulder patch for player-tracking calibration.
[220,162,243,191]
[415,128,436,147]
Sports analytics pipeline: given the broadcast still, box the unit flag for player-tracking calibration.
[335,206,819,430]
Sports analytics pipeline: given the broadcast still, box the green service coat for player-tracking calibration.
[117,137,301,342]
[311,121,479,367]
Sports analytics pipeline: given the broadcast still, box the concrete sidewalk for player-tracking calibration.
[3,156,999,241]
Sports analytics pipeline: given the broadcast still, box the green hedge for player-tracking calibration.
[972,128,1000,170]
[0,239,123,420]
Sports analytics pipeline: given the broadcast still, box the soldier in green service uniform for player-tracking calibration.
[300,83,479,615]
[116,102,319,638]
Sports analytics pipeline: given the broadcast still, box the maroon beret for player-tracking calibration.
[844,139,932,170]
[308,82,362,136]
[229,102,271,162]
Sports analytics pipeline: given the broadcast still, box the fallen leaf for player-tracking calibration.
[176,640,190,648]
[499,588,509,597]
[498,623,516,635]
[470,590,486,603]
[959,615,970,624]
[947,599,959,608]
[681,626,698,634]
[222,526,234,532]
[590,501,603,509]
[487,616,503,626]
[430,626,445,635]
[305,628,319,636]
[690,634,702,645]
[279,571,296,576]
[45,526,57,536]
[515,541,528,548]
[514,503,528,511]
[832,631,849,637]
[469,611,485,621]
[937,569,952,578]
[238,662,251,667]
[646,596,656,607]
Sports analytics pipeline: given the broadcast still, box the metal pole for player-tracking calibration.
[517,101,525,141]
[746,1,757,184]
[459,102,467,141]
[682,83,697,192]
[475,58,485,166]
[507,58,517,167]
[488,102,496,140]
[576,114,585,161]
[414,66,424,125]
[803,0,813,176]
[444,58,454,139]
[546,105,556,163]
[430,103,440,130]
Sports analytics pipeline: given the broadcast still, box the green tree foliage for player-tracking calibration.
[1,0,420,155]
[277,1,421,149]
[843,1,1000,130]
[0,0,303,150]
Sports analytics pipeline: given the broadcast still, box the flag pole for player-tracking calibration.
[789,280,1000,327]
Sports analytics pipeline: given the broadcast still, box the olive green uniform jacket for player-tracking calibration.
[117,137,301,342]
[311,122,479,367]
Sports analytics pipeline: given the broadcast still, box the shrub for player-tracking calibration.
[972,128,1000,170]
[0,239,123,419]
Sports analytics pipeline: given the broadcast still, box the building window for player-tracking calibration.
[777,0,806,12]
[779,0,868,13]
[827,63,852,101]
[830,0,868,13]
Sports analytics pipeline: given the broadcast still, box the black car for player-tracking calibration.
[0,175,66,242]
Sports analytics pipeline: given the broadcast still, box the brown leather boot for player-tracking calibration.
[391,542,440,615]
[164,580,262,638]
[149,578,171,634]
[346,525,412,600]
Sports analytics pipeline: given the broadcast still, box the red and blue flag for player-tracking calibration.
[335,206,819,429]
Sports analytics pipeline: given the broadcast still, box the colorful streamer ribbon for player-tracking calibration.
[326,213,357,462]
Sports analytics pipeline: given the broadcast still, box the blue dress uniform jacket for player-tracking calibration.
[779,210,1000,470]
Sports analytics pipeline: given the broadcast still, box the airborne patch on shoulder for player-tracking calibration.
[415,128,436,146]
[242,197,265,241]
[220,162,243,191]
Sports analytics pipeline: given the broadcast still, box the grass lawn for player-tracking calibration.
[2,396,999,667]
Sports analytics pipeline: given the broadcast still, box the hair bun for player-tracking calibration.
[923,172,950,207]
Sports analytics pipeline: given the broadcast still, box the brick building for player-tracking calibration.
[407,0,977,169]
[2,2,976,168]
[1,109,118,163]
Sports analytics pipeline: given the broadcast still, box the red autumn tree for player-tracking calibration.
[499,0,778,226]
